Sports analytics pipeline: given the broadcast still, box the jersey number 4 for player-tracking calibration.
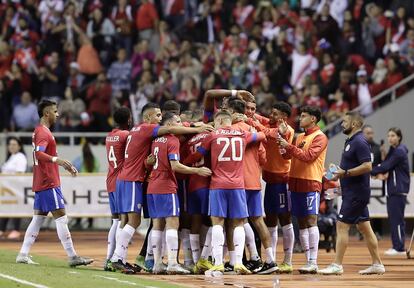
[217,137,243,162]
[108,146,117,168]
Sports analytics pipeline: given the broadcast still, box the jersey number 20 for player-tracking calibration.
[217,137,243,162]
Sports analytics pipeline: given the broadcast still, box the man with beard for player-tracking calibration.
[318,112,384,275]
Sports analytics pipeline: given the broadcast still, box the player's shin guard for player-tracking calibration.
[152,230,163,266]
[19,215,46,255]
[112,224,135,263]
[244,223,260,261]
[145,230,154,261]
[233,226,246,265]
[180,229,193,265]
[166,229,179,265]
[268,226,278,260]
[55,215,77,258]
[299,228,310,263]
[190,234,200,263]
[282,224,294,265]
[308,226,319,265]
[107,219,119,260]
[212,225,224,266]
[200,227,212,260]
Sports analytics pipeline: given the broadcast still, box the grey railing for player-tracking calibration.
[0,132,107,146]
[323,73,414,136]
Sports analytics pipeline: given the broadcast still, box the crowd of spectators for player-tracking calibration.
[1,0,414,135]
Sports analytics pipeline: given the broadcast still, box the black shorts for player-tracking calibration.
[338,198,370,224]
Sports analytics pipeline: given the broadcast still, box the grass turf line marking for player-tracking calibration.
[94,275,159,288]
[0,273,49,288]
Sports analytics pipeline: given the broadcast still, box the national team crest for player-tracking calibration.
[345,144,350,151]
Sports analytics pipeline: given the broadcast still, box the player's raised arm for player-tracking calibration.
[157,124,214,136]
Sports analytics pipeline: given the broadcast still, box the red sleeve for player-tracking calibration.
[34,132,52,162]
[143,124,161,139]
[285,134,328,163]
[150,5,159,20]
[258,143,267,166]
[168,137,180,161]
[183,133,212,165]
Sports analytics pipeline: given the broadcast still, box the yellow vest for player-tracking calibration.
[290,129,327,183]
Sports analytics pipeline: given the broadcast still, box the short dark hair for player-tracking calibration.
[362,124,373,131]
[345,111,364,127]
[6,136,25,160]
[273,102,292,117]
[38,100,57,118]
[389,127,403,143]
[161,111,177,125]
[162,100,181,114]
[300,105,322,123]
[141,103,160,116]
[227,98,246,114]
[113,107,131,126]
[214,110,232,120]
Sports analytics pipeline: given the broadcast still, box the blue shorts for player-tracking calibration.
[177,179,188,213]
[264,183,291,214]
[108,191,118,215]
[34,187,65,213]
[209,189,248,219]
[147,193,180,218]
[245,190,264,217]
[116,180,143,214]
[291,191,320,217]
[338,198,370,224]
[187,188,209,215]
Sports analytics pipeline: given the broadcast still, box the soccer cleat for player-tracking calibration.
[194,258,213,274]
[234,264,252,275]
[16,254,39,265]
[223,262,235,274]
[257,261,278,275]
[318,263,343,275]
[278,262,293,274]
[68,256,94,267]
[384,248,406,256]
[125,262,141,273]
[167,263,191,275]
[109,260,136,274]
[245,259,263,273]
[205,264,225,276]
[104,259,115,271]
[358,264,385,275]
[298,263,318,274]
[152,263,167,274]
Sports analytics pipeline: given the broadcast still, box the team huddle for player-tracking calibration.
[15,88,385,277]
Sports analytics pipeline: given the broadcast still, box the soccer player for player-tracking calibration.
[104,107,131,271]
[187,110,264,276]
[109,103,213,272]
[249,102,296,273]
[146,112,212,274]
[228,98,277,274]
[319,112,384,275]
[278,106,328,274]
[16,100,93,267]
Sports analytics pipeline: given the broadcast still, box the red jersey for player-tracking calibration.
[198,127,261,190]
[118,123,160,182]
[147,134,180,194]
[185,132,211,193]
[105,129,129,193]
[32,125,60,192]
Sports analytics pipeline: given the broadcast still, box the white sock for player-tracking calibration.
[244,223,260,261]
[222,231,228,259]
[106,219,119,260]
[200,227,212,260]
[212,225,224,266]
[189,234,200,263]
[233,226,245,265]
[299,228,310,263]
[145,230,154,261]
[151,230,163,266]
[308,226,319,265]
[111,224,135,263]
[166,229,179,266]
[162,230,167,259]
[115,221,122,243]
[229,250,236,266]
[199,224,208,248]
[180,228,192,265]
[55,215,77,258]
[282,224,294,265]
[19,215,46,255]
[265,247,274,264]
[268,226,278,260]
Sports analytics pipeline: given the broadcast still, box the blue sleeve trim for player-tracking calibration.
[152,125,160,138]
[36,146,46,152]
[252,133,257,142]
[197,146,207,155]
[168,154,180,161]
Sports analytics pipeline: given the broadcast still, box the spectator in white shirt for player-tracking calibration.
[0,137,27,240]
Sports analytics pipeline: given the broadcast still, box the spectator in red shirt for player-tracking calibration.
[304,83,328,112]
[86,72,112,131]
[136,0,159,41]
[233,0,255,30]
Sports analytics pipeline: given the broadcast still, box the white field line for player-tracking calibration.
[0,272,49,288]
[94,275,159,288]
